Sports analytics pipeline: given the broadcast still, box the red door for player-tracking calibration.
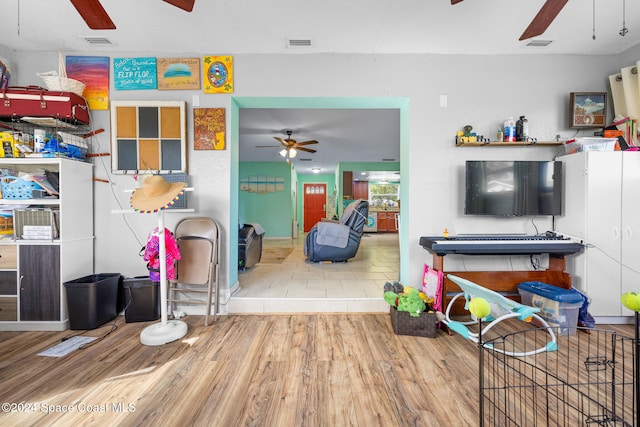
[303,183,327,232]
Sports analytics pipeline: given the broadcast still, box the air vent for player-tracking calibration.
[299,158,313,162]
[286,38,313,48]
[80,36,114,46]
[382,158,396,162]
[526,39,553,47]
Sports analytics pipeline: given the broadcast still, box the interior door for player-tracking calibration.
[303,183,327,232]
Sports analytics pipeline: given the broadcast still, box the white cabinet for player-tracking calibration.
[556,151,640,319]
[0,158,94,331]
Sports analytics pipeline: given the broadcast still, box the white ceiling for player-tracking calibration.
[239,108,400,175]
[2,0,639,175]
[2,0,639,55]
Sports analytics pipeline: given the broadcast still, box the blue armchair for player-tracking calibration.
[304,199,369,262]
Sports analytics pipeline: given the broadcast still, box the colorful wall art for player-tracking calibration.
[194,108,226,150]
[203,56,233,94]
[240,176,285,193]
[0,57,11,89]
[113,57,158,90]
[66,56,110,110]
[157,58,201,90]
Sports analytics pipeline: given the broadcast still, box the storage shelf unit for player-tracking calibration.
[0,157,94,331]
[556,151,640,321]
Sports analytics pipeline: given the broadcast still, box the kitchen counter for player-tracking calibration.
[369,207,400,213]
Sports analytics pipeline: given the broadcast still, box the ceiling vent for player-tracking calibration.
[299,158,313,162]
[526,39,553,47]
[382,158,396,162]
[80,36,114,46]
[286,38,313,49]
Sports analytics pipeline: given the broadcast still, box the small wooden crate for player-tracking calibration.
[389,307,437,338]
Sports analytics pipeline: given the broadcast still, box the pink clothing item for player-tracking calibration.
[144,227,181,282]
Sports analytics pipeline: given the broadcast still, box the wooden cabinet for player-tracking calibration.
[556,151,640,319]
[377,211,399,232]
[342,171,353,198]
[353,181,368,200]
[19,245,60,321]
[0,245,17,321]
[0,158,94,331]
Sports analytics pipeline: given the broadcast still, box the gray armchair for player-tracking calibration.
[304,199,369,262]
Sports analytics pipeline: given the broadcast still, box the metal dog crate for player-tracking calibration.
[479,326,638,426]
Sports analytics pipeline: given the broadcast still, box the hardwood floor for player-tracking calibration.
[0,314,474,426]
[0,314,635,426]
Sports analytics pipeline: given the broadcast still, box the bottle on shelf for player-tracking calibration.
[504,117,516,142]
[497,128,503,142]
[516,115,529,141]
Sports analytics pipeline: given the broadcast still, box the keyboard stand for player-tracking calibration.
[425,243,572,316]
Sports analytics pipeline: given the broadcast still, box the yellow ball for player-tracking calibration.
[621,292,640,312]
[468,297,491,319]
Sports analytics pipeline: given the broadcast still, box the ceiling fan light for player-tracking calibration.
[289,148,297,158]
[279,149,287,157]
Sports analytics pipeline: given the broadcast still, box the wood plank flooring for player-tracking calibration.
[0,314,635,426]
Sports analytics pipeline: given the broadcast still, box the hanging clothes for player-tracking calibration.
[144,227,181,282]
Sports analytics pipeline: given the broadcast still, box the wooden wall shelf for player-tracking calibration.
[456,141,563,147]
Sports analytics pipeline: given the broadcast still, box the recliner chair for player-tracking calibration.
[304,199,369,262]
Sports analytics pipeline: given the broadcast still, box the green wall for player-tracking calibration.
[239,161,294,238]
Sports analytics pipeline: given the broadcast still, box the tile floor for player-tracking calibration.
[228,232,399,313]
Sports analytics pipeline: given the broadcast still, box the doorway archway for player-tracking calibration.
[229,97,410,290]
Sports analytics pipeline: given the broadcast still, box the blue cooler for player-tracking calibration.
[518,281,584,336]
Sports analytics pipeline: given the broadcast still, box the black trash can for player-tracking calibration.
[122,277,161,323]
[64,273,120,330]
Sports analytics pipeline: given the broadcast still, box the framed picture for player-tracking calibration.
[569,92,607,128]
[110,101,187,174]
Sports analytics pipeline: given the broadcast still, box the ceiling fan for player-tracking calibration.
[70,0,195,30]
[257,130,318,158]
[451,0,568,41]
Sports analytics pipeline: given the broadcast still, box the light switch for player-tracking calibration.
[192,95,200,107]
[440,94,447,107]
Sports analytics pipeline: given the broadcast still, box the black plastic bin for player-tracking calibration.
[122,277,160,323]
[64,273,120,330]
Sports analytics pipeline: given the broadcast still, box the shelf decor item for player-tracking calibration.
[569,92,607,129]
[37,50,86,97]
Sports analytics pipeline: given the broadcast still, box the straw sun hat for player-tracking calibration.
[130,175,186,213]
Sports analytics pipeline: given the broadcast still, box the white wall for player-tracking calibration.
[7,48,635,299]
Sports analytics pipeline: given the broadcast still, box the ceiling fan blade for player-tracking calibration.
[451,0,464,4]
[274,137,292,146]
[163,0,195,12]
[255,145,280,148]
[519,0,568,41]
[297,147,317,154]
[70,0,116,29]
[294,140,319,146]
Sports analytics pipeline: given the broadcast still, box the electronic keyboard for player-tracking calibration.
[419,234,583,256]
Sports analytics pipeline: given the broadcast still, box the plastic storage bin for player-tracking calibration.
[518,281,584,336]
[64,273,120,330]
[122,277,160,323]
[564,137,617,154]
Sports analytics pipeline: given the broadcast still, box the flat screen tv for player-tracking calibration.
[464,160,562,216]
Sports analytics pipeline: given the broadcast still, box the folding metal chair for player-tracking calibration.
[168,217,220,326]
